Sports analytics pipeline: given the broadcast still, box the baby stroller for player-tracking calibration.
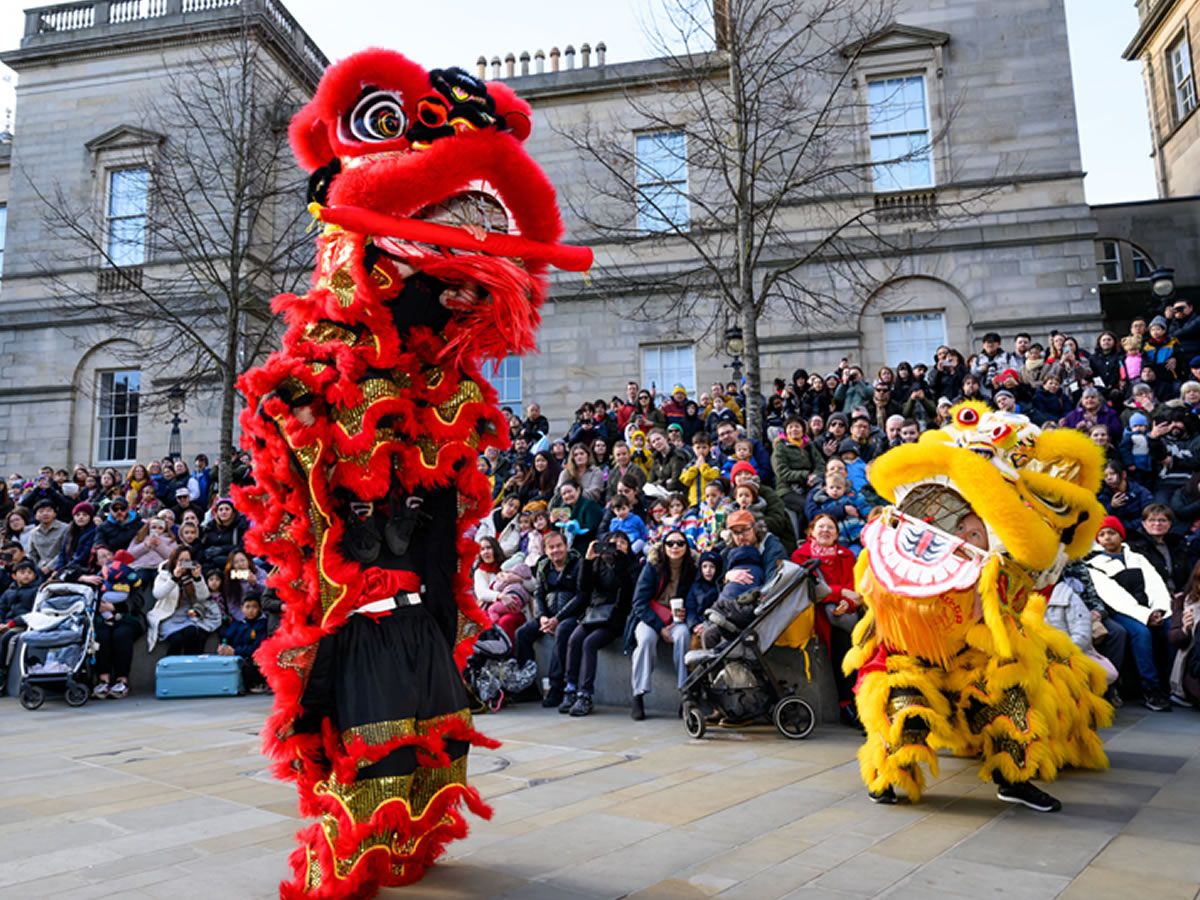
[681,559,821,740]
[17,581,97,710]
[462,624,537,712]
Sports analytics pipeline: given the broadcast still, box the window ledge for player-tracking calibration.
[873,189,937,222]
[97,266,143,293]
[1165,101,1198,142]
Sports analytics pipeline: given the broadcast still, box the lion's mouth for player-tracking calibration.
[373,181,516,263]
[863,477,999,598]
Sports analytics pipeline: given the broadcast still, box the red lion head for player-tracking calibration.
[286,49,586,361]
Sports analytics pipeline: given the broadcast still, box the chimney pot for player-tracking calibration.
[535,48,545,74]
[565,44,576,70]
[491,55,501,79]
[550,46,560,72]
[504,52,516,78]
[519,50,530,76]
[596,41,607,66]
[476,55,487,79]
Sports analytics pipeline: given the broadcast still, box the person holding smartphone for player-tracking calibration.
[146,546,221,655]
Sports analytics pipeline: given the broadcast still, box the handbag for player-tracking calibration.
[581,599,618,626]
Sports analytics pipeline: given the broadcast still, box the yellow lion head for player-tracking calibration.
[857,401,1105,662]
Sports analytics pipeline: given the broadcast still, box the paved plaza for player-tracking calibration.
[0,693,1198,899]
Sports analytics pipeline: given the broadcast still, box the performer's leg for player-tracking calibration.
[967,681,1063,812]
[855,666,948,803]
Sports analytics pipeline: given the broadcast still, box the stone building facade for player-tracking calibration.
[0,0,325,473]
[487,0,1103,427]
[0,0,1106,467]
[1125,0,1200,198]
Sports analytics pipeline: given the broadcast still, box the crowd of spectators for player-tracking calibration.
[0,452,270,698]
[3,307,1200,718]
[473,303,1200,719]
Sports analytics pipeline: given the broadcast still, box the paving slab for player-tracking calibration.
[0,694,1197,900]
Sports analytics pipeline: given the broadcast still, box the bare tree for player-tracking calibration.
[31,17,314,491]
[556,0,985,437]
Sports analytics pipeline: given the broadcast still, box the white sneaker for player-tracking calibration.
[1170,693,1191,708]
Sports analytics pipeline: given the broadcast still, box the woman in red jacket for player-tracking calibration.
[791,512,862,726]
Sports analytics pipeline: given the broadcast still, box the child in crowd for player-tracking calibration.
[206,568,229,624]
[98,549,142,623]
[684,550,722,642]
[0,560,40,691]
[720,438,759,480]
[732,481,768,523]
[523,504,550,568]
[628,430,652,477]
[483,556,534,641]
[1089,424,1117,463]
[1120,335,1144,384]
[701,543,766,649]
[218,594,270,693]
[1119,413,1155,488]
[1030,374,1070,426]
[836,440,870,495]
[607,495,648,554]
[685,481,733,551]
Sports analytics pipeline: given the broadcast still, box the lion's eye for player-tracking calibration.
[347,90,407,143]
[1028,486,1069,514]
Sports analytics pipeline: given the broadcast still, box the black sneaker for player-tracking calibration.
[569,694,593,717]
[557,691,577,714]
[869,786,898,805]
[996,780,1062,813]
[1143,692,1172,712]
[631,693,646,721]
[542,686,563,709]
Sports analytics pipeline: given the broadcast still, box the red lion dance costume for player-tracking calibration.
[234,50,589,898]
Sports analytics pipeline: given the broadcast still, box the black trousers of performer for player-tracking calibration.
[298,603,469,780]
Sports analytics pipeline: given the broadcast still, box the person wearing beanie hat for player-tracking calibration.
[1142,315,1179,387]
[684,549,723,632]
[1086,514,1175,711]
[729,460,758,483]
[55,501,100,574]
[727,464,797,551]
[660,384,691,431]
[199,497,248,570]
[992,389,1017,413]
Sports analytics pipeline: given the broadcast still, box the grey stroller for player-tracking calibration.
[17,581,97,710]
[681,559,821,740]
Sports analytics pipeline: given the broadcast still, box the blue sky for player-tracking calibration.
[0,0,1157,203]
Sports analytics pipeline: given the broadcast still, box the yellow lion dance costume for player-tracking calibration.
[845,401,1112,812]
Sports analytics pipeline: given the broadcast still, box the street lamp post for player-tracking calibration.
[724,325,745,384]
[1150,266,1176,310]
[167,386,186,460]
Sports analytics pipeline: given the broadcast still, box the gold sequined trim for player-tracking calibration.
[327,268,356,307]
[434,379,484,425]
[314,756,468,825]
[333,378,405,437]
[304,320,359,346]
